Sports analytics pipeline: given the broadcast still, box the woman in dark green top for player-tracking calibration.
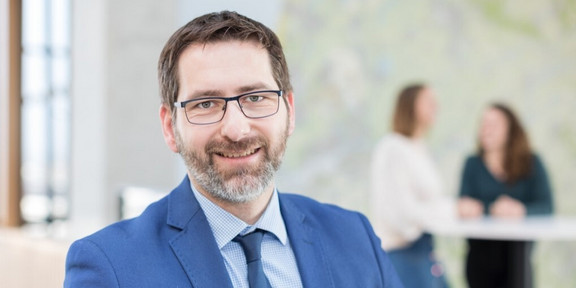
[458,103,553,288]
[460,155,553,216]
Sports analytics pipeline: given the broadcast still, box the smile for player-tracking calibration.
[217,148,259,158]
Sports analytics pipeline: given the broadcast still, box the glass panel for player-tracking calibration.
[51,0,70,48]
[51,56,69,90]
[20,0,71,223]
[21,54,49,97]
[22,0,47,47]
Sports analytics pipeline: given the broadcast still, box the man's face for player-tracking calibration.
[161,40,295,203]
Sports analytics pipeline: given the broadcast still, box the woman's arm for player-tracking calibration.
[525,155,554,215]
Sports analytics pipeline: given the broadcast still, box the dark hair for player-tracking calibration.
[158,11,291,113]
[392,83,426,137]
[479,103,533,183]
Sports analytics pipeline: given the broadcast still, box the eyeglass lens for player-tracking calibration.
[184,91,280,124]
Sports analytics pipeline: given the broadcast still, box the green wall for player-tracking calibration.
[275,0,576,286]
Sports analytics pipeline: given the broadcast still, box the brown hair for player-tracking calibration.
[158,11,292,114]
[392,83,426,137]
[479,103,533,183]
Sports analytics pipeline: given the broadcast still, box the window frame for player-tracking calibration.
[0,0,23,227]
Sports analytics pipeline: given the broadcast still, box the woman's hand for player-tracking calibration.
[457,197,484,219]
[489,195,526,219]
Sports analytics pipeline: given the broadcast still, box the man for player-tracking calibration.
[65,11,402,288]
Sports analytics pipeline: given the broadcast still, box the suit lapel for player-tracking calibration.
[167,177,234,288]
[279,194,335,288]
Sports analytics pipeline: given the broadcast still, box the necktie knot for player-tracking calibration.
[233,229,272,288]
[234,229,265,263]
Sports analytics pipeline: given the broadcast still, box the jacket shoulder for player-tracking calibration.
[280,193,356,214]
[74,195,170,252]
[65,195,182,287]
[279,193,370,228]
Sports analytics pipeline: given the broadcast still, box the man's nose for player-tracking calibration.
[219,102,250,142]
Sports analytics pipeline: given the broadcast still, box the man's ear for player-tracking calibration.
[285,91,296,136]
[160,104,179,153]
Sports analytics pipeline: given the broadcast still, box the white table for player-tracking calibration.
[425,216,576,288]
[426,216,576,241]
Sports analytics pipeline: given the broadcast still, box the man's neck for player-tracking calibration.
[191,179,275,225]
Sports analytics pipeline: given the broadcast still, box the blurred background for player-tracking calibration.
[1,0,575,287]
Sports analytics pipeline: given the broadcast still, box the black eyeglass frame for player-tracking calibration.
[174,89,283,125]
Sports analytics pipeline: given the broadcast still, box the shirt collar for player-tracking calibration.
[190,182,288,249]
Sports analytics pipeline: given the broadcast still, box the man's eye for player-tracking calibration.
[247,95,263,102]
[195,101,214,109]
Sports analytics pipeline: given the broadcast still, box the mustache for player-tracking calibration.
[205,136,267,154]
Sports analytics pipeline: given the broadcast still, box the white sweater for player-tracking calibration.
[370,133,455,250]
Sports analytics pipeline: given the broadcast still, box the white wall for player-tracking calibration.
[176,0,282,28]
[69,0,180,236]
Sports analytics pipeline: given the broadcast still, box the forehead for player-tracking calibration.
[417,87,434,100]
[178,40,270,72]
[176,40,275,94]
[484,108,508,123]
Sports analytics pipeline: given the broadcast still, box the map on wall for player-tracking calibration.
[276,0,576,212]
[274,1,576,286]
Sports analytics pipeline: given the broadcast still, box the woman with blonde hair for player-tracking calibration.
[458,103,554,288]
[371,83,453,288]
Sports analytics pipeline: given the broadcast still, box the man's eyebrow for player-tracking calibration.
[186,83,276,100]
[188,90,224,99]
[235,83,275,94]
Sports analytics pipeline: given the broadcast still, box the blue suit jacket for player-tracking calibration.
[65,176,402,287]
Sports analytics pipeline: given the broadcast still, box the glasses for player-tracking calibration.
[174,90,283,125]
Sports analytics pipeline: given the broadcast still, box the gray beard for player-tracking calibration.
[188,154,275,203]
[175,125,287,203]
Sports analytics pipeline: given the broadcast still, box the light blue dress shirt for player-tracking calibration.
[191,184,303,288]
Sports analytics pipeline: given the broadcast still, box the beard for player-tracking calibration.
[175,119,289,203]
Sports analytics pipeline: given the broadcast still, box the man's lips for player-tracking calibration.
[215,147,260,158]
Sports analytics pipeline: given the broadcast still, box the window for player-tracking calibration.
[20,0,71,223]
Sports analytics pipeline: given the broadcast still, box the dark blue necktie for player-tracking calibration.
[233,229,272,288]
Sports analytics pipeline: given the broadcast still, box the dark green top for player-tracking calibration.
[459,154,554,215]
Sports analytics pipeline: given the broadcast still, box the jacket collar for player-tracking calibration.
[279,194,334,288]
[167,176,234,288]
